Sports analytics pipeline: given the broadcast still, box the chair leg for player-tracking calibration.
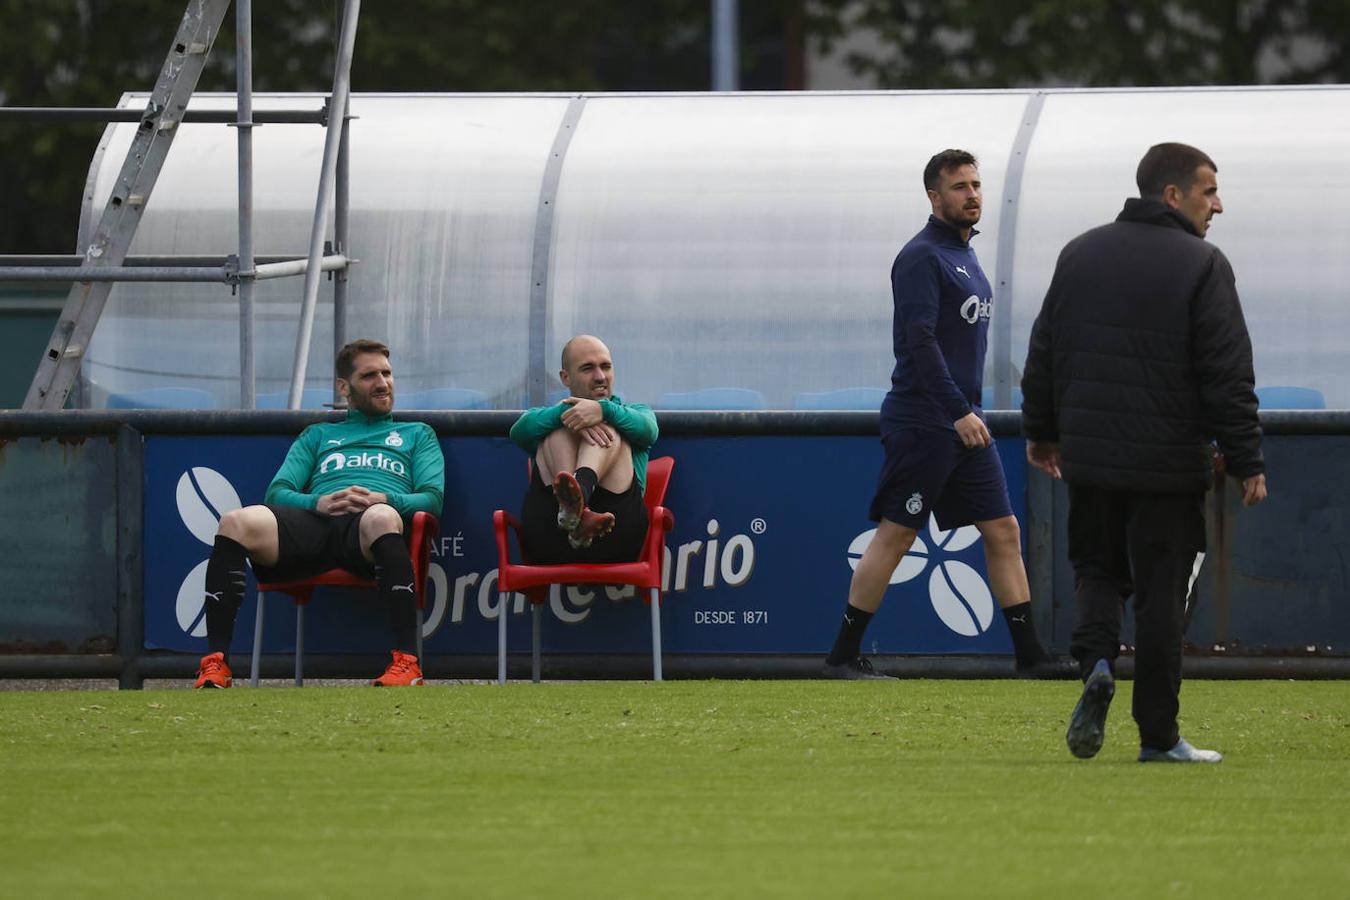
[649,588,663,682]
[295,603,305,687]
[497,590,508,685]
[250,591,265,688]
[532,602,542,684]
[416,605,425,667]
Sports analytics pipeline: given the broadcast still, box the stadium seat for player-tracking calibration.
[105,386,218,409]
[545,388,570,406]
[401,388,491,410]
[1255,386,1326,409]
[792,387,887,410]
[249,511,439,687]
[656,388,765,410]
[255,388,333,409]
[492,456,675,683]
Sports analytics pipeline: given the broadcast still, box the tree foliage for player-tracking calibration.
[3,0,1350,251]
[810,0,1350,88]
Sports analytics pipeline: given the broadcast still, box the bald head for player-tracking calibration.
[561,334,604,370]
[559,334,614,400]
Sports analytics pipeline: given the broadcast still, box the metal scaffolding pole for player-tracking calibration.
[333,96,352,408]
[332,0,353,397]
[0,266,237,282]
[236,0,257,409]
[0,107,326,123]
[287,0,361,411]
[0,255,346,283]
[255,254,350,280]
[0,254,306,267]
[711,0,739,91]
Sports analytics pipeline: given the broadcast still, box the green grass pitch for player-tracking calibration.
[1,679,1347,898]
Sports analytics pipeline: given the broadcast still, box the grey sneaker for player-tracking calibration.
[1138,738,1223,764]
[822,657,897,680]
[1066,658,1115,759]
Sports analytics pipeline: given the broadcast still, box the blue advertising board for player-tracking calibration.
[143,434,1026,659]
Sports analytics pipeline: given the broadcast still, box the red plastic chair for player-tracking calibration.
[249,511,440,686]
[492,456,675,683]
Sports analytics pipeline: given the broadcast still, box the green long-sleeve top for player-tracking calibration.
[264,409,445,518]
[509,395,658,493]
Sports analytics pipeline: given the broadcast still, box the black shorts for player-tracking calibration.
[519,465,648,564]
[869,426,1013,530]
[251,505,376,583]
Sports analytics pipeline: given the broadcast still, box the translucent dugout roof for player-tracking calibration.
[82,87,1350,410]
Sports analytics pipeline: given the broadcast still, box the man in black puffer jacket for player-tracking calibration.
[1021,142,1267,764]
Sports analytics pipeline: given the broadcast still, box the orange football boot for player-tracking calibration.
[372,650,425,686]
[194,651,233,689]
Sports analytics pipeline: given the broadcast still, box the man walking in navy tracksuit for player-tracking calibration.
[823,149,1059,679]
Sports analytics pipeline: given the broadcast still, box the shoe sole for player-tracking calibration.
[1066,671,1115,759]
[554,472,584,532]
[568,509,615,549]
[1138,754,1220,763]
[372,678,425,687]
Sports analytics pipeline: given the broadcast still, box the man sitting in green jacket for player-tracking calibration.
[194,339,445,689]
[510,334,658,563]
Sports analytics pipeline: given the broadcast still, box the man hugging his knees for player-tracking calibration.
[509,335,658,564]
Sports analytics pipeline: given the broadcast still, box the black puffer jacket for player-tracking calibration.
[1021,198,1264,492]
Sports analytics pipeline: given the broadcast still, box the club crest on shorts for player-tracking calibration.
[906,492,924,515]
[385,430,404,448]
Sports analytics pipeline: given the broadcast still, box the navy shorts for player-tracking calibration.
[869,427,1013,530]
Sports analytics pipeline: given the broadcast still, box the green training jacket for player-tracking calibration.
[264,409,445,518]
[509,395,658,494]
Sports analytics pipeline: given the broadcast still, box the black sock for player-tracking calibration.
[1001,601,1047,666]
[371,533,418,655]
[574,467,599,504]
[204,536,249,656]
[825,604,874,666]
